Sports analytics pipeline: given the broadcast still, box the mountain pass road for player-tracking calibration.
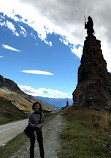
[0,119,28,146]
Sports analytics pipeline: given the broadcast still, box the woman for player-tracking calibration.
[28,101,44,158]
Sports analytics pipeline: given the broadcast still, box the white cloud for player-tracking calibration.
[31,32,36,39]
[20,26,27,37]
[71,45,83,59]
[101,41,111,72]
[18,85,71,98]
[2,44,21,52]
[6,21,16,33]
[44,40,52,46]
[22,70,54,75]
[0,19,19,36]
[59,37,69,46]
[49,41,52,46]
[0,56,3,58]
[0,21,5,26]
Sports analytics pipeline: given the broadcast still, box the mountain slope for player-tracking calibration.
[0,75,58,113]
[0,97,27,125]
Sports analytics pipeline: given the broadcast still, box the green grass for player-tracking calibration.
[0,132,28,158]
[0,112,58,158]
[58,107,111,158]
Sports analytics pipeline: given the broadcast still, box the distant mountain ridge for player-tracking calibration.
[35,96,73,109]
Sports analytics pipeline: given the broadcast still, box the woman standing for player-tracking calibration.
[28,101,44,158]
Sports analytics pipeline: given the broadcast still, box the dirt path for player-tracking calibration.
[9,112,66,158]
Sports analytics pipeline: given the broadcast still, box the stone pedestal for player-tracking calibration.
[72,37,111,110]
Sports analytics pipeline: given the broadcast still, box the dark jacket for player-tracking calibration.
[28,112,44,132]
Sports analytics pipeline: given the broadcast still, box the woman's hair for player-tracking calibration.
[32,101,42,111]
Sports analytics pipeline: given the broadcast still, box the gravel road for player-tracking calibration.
[9,112,66,158]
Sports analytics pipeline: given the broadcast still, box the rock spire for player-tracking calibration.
[72,17,111,110]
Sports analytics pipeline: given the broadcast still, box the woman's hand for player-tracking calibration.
[37,124,42,128]
[34,131,37,136]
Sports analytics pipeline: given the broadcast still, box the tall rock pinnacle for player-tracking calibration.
[72,17,111,110]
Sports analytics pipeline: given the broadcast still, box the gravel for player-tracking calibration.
[9,112,66,158]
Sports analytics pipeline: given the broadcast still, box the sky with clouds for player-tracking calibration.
[0,0,111,98]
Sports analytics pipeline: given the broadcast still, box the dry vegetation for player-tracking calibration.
[58,107,111,158]
[66,108,111,130]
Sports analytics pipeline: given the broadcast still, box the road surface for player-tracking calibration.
[0,119,28,146]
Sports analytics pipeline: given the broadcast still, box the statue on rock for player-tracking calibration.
[72,17,111,110]
[66,100,69,107]
[85,16,95,37]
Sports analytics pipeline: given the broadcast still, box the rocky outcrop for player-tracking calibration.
[0,75,24,95]
[72,36,111,110]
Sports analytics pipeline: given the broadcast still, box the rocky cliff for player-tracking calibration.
[72,36,111,110]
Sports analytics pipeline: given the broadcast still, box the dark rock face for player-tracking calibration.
[72,37,111,110]
[0,75,24,95]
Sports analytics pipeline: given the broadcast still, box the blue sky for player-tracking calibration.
[0,0,111,98]
[0,12,80,98]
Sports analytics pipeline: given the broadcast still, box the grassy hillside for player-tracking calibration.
[0,97,28,125]
[0,88,58,113]
[58,107,111,158]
